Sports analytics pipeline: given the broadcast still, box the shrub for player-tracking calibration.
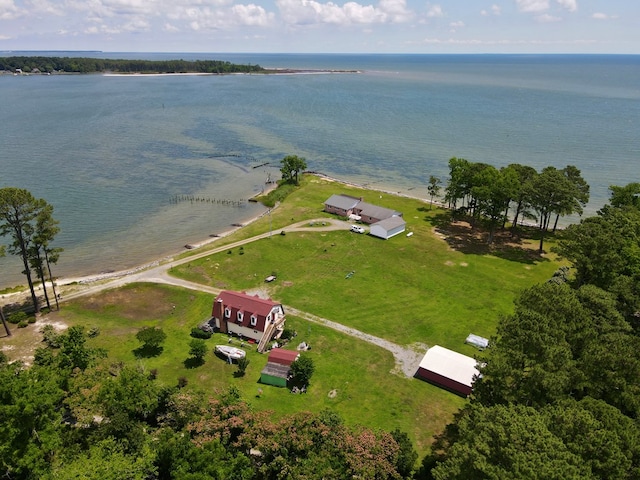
[290,355,315,387]
[236,357,250,376]
[41,324,61,348]
[136,327,167,349]
[18,320,28,328]
[87,327,101,338]
[190,327,212,339]
[188,339,207,362]
[28,317,37,324]
[34,347,55,366]
[8,311,27,324]
[280,327,296,340]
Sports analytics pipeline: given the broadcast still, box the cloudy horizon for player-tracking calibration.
[0,0,637,54]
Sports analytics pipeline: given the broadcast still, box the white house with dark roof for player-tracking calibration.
[370,216,406,239]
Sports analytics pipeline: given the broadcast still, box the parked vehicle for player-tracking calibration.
[350,225,365,234]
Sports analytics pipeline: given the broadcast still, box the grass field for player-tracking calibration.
[1,175,562,455]
[42,282,464,452]
[173,176,560,352]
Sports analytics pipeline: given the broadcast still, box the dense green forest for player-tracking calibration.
[420,182,640,479]
[0,56,264,74]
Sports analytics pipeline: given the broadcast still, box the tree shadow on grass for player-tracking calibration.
[183,357,205,369]
[431,218,551,265]
[133,345,164,358]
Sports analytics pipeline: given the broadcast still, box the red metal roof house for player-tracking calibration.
[212,290,286,353]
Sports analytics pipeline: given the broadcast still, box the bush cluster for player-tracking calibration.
[190,327,212,339]
[8,311,27,324]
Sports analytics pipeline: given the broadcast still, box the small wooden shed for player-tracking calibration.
[259,348,299,387]
[260,362,290,387]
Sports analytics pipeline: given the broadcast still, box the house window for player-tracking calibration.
[250,315,257,326]
[237,311,243,322]
[224,308,231,318]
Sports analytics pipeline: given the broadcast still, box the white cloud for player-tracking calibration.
[481,4,501,16]
[28,0,66,16]
[160,1,275,30]
[556,0,577,12]
[592,12,616,21]
[536,13,561,22]
[378,0,412,22]
[449,20,464,28]
[0,0,24,20]
[426,3,443,18]
[516,0,549,13]
[231,4,274,26]
[275,0,411,26]
[163,22,180,32]
[121,17,150,32]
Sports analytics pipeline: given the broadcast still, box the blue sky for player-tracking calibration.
[0,0,637,53]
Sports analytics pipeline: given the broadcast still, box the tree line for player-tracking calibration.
[420,182,640,479]
[436,158,589,250]
[0,56,264,74]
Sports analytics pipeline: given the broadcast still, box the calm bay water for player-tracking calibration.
[1,53,639,289]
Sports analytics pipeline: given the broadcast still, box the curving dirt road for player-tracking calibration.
[57,218,425,378]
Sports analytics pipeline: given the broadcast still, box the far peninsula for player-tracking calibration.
[0,56,358,75]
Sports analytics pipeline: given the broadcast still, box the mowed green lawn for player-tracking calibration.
[174,176,559,353]
[53,283,464,453]
[30,176,560,455]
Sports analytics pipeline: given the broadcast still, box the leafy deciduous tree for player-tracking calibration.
[290,354,314,387]
[280,155,307,185]
[135,326,167,356]
[188,338,208,365]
